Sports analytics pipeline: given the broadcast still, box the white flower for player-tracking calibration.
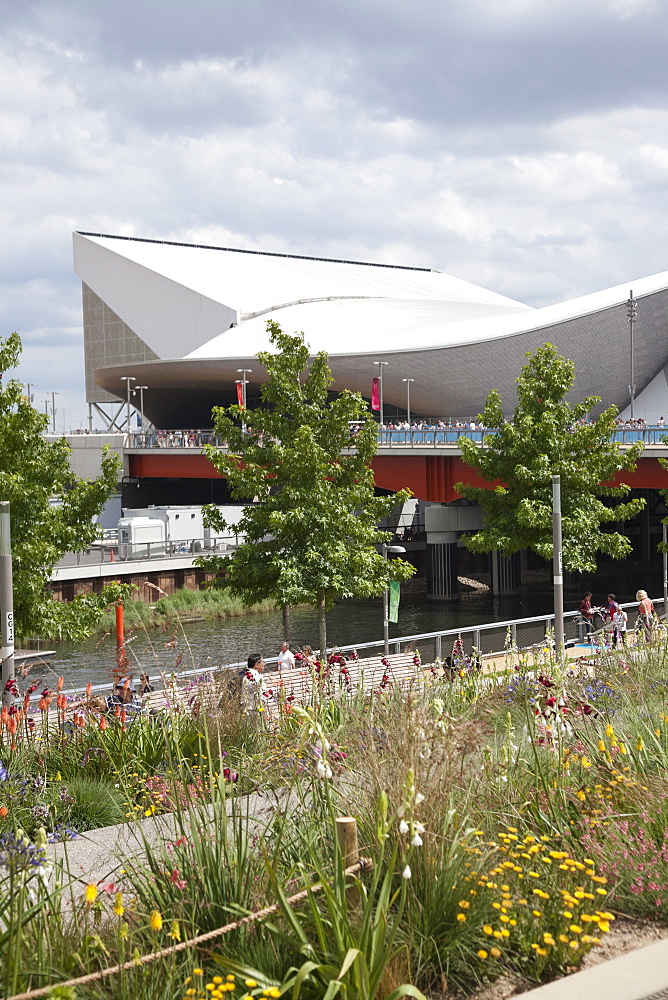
[402,865,412,879]
[399,820,409,834]
[414,822,425,835]
[397,804,406,818]
[316,760,327,778]
[414,792,425,805]
[411,833,423,847]
[325,765,333,780]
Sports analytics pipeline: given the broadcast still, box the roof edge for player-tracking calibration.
[74,231,436,274]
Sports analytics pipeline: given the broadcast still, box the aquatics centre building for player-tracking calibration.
[73,230,668,429]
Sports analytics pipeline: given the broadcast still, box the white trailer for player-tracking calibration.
[117,517,166,560]
[203,505,247,549]
[122,506,204,548]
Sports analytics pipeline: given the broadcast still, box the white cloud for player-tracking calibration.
[0,0,668,426]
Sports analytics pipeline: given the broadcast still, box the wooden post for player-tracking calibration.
[336,816,359,909]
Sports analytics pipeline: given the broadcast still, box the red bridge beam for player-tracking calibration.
[129,452,668,503]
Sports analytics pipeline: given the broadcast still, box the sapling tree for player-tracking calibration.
[197,321,414,654]
[456,343,645,572]
[0,332,128,639]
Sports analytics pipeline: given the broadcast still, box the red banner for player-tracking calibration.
[371,377,380,411]
[236,381,245,408]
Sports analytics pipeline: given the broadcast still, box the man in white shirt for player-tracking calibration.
[277,641,295,671]
[242,653,266,714]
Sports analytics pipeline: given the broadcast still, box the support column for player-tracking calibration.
[426,532,458,602]
[490,550,521,594]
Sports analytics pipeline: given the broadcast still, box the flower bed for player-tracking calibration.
[1,638,668,998]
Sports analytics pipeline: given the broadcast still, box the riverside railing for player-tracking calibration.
[52,599,665,704]
[126,427,668,450]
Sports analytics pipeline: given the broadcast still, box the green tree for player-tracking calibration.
[197,321,414,654]
[456,343,645,572]
[0,332,128,640]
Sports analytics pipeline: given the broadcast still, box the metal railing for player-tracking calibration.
[125,427,668,451]
[57,533,240,568]
[51,599,665,703]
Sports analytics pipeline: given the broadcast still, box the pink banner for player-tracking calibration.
[236,382,245,408]
[371,377,380,411]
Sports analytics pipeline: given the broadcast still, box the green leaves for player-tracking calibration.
[457,343,645,572]
[0,333,121,637]
[199,322,415,649]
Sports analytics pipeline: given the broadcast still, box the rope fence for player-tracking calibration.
[6,857,373,1000]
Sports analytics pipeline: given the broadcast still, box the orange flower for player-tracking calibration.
[0,806,8,818]
[85,683,92,699]
[57,694,67,712]
[99,715,107,731]
[57,676,64,692]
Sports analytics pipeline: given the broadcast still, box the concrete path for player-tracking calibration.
[514,936,668,1000]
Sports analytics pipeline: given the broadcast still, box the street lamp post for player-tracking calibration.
[48,391,60,434]
[135,386,148,433]
[382,542,406,655]
[552,475,564,654]
[374,361,388,428]
[627,290,637,420]
[120,376,136,434]
[402,377,414,427]
[236,368,252,433]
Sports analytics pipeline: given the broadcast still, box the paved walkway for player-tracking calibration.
[515,936,668,1000]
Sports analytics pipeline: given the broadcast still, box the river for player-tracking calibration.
[35,584,566,692]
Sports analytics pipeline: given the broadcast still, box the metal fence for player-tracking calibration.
[55,599,664,703]
[125,427,668,451]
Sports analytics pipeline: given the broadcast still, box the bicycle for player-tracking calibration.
[572,606,607,640]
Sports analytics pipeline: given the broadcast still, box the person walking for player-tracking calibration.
[578,591,595,633]
[636,590,655,642]
[241,653,267,714]
[277,641,295,671]
[612,605,628,648]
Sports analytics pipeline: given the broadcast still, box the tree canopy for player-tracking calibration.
[0,332,128,639]
[198,321,414,653]
[456,343,645,573]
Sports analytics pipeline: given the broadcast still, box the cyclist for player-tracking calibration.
[636,589,655,642]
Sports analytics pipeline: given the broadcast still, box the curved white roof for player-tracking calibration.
[73,231,668,424]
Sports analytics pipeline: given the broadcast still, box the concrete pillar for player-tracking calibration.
[640,502,651,563]
[426,532,459,601]
[490,550,521,594]
[424,503,483,603]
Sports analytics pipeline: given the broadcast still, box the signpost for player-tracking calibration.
[0,502,15,705]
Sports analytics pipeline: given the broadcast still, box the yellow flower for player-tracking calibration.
[193,969,204,977]
[483,925,493,935]
[636,738,644,751]
[458,900,470,908]
[85,883,98,904]
[212,978,223,985]
[490,947,501,958]
[169,921,181,941]
[114,892,124,916]
[619,743,627,755]
[477,949,488,959]
[119,922,129,940]
[244,981,258,988]
[456,913,466,922]
[570,925,582,934]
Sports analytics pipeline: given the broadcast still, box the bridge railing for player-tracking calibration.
[126,427,668,450]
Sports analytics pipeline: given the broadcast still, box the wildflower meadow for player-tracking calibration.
[2,631,668,999]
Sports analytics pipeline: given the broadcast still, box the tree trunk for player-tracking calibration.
[318,590,327,658]
[282,603,290,642]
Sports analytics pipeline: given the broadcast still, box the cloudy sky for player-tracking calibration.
[1,0,668,429]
